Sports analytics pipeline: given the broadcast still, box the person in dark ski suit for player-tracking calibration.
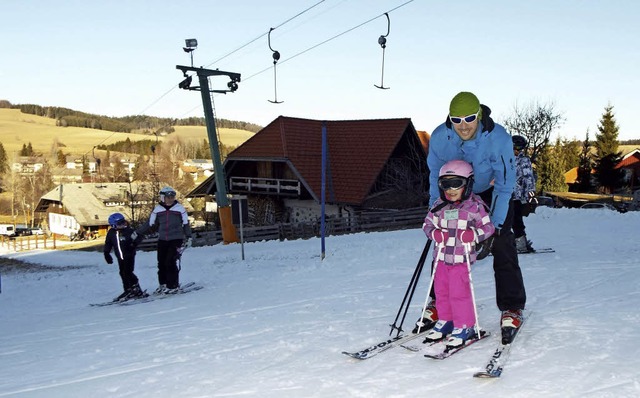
[511,135,537,252]
[104,213,145,300]
[417,92,526,344]
[135,186,192,294]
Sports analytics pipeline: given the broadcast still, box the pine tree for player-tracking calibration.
[0,143,8,175]
[56,150,67,166]
[575,132,593,193]
[593,105,624,193]
[536,139,568,193]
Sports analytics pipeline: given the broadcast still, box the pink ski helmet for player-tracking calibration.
[437,159,474,202]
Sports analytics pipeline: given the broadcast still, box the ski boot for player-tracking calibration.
[114,290,130,302]
[423,320,453,343]
[501,309,523,344]
[164,285,180,294]
[515,236,535,253]
[412,301,438,334]
[154,284,168,295]
[127,283,147,299]
[446,327,477,348]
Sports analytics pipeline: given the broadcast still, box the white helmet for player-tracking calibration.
[159,186,176,200]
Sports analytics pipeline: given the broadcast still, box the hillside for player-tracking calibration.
[0,108,255,158]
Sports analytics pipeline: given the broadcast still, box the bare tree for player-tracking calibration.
[503,100,565,164]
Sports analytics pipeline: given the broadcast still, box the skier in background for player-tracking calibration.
[511,135,537,253]
[421,160,495,347]
[104,212,146,301]
[135,186,192,294]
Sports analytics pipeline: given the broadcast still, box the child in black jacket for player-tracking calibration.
[104,213,146,301]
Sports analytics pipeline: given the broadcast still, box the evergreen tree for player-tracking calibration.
[56,150,67,166]
[536,139,568,193]
[575,132,594,193]
[559,138,581,171]
[0,143,8,175]
[593,105,624,193]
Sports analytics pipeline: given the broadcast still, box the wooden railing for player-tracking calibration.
[137,206,428,250]
[0,234,57,251]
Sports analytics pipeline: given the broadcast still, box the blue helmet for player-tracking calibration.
[108,212,126,228]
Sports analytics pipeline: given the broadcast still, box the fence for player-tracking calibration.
[0,234,57,252]
[137,206,427,250]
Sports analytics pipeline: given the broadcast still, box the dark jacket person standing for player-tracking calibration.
[136,186,192,294]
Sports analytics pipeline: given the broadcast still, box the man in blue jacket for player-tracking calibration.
[419,92,526,344]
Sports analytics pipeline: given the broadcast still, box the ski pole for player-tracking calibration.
[414,242,442,333]
[389,238,432,336]
[464,243,481,339]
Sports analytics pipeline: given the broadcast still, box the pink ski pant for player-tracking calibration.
[434,261,476,328]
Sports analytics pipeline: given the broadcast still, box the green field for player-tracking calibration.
[0,108,254,158]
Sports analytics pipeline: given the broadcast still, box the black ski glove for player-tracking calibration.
[476,235,494,261]
[104,253,113,264]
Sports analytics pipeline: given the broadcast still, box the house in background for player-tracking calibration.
[188,116,429,226]
[565,148,640,191]
[35,182,192,238]
[11,156,45,175]
[616,148,640,189]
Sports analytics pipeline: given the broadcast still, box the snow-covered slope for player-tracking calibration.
[1,207,638,397]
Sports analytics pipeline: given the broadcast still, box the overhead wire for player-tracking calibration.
[84,1,414,159]
[243,0,414,82]
[134,0,327,118]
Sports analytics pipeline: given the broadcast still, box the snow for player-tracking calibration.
[1,207,639,398]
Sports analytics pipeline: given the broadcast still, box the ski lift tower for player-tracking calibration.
[176,38,241,243]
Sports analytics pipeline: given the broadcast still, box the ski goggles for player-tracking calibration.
[449,111,480,125]
[111,219,126,228]
[438,176,467,191]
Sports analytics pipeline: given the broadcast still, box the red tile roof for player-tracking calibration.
[228,116,419,205]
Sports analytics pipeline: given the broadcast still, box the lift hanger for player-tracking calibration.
[268,28,284,103]
[374,13,390,90]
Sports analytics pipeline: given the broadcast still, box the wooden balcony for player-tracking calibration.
[229,177,301,196]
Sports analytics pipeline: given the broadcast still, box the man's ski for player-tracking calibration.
[424,331,490,360]
[342,329,431,360]
[90,291,150,307]
[473,311,531,378]
[490,247,554,257]
[518,247,554,254]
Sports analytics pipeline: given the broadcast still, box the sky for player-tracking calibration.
[2,1,639,141]
[1,207,639,397]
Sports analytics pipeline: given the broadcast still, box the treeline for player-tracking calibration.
[7,102,262,134]
[95,138,158,156]
[175,116,262,132]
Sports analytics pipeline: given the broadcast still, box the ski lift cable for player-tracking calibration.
[132,1,327,118]
[243,0,414,82]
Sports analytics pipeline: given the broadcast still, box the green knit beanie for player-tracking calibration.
[449,92,481,117]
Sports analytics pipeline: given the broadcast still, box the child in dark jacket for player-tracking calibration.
[104,213,146,301]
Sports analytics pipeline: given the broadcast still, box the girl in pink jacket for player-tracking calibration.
[422,160,495,348]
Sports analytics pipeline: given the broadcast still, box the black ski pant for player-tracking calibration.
[117,256,139,291]
[478,188,526,311]
[157,239,182,289]
[428,188,526,312]
[512,200,526,239]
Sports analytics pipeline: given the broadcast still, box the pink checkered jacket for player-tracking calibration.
[422,193,495,265]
